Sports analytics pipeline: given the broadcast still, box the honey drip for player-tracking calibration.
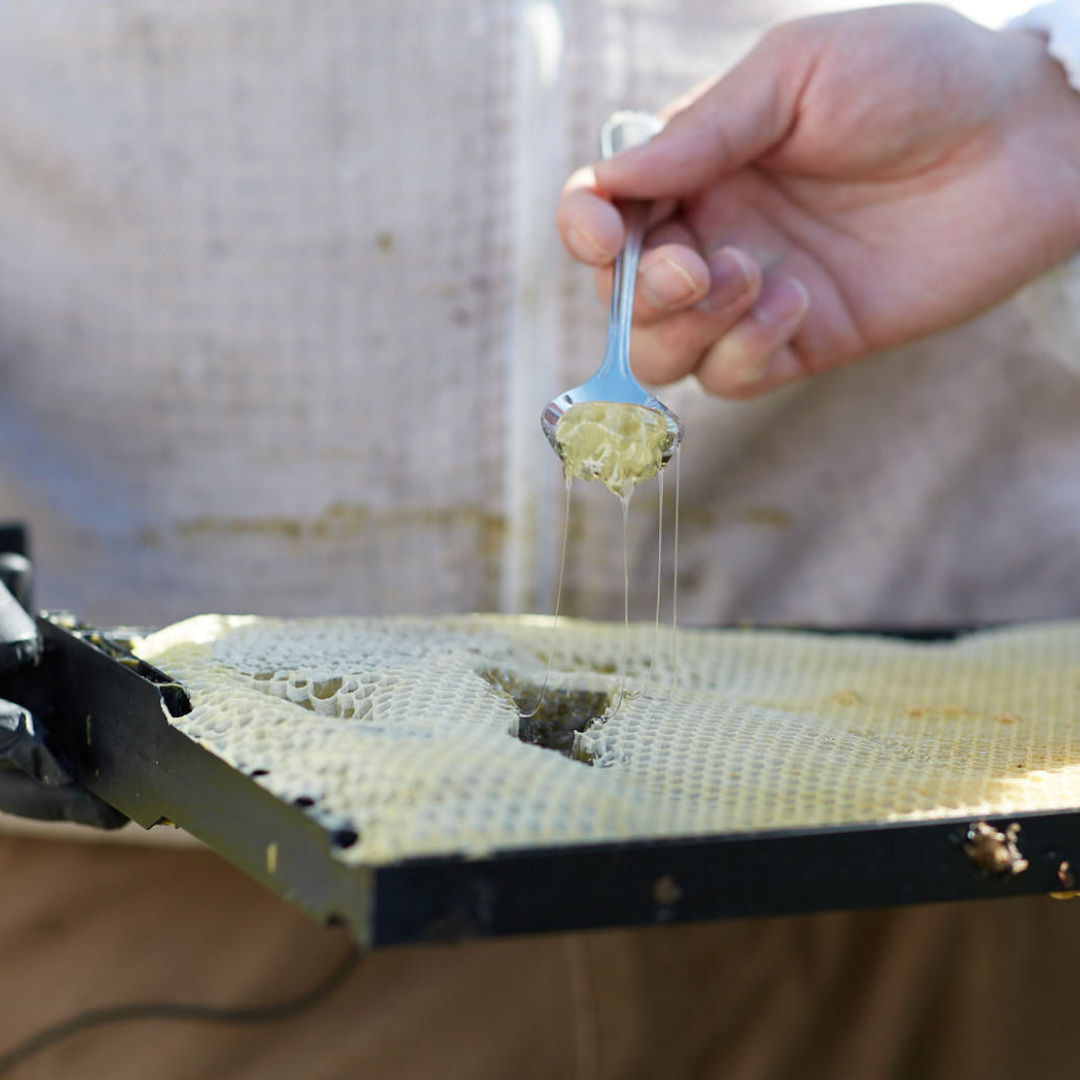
[629,442,680,705]
[520,477,573,720]
[527,415,680,723]
[607,488,634,718]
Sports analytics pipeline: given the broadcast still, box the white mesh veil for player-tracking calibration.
[0,1,1078,632]
[0,2,518,623]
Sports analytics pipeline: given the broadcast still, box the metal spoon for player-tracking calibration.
[542,111,684,465]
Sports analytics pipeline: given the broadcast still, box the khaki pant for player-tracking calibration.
[1,835,1077,1079]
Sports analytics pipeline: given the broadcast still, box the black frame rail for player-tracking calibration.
[2,615,1077,949]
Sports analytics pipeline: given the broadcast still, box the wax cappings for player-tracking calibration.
[135,615,1080,865]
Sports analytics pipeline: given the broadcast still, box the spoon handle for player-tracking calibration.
[600,199,650,382]
[596,112,664,385]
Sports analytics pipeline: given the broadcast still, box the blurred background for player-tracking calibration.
[0,0,1070,634]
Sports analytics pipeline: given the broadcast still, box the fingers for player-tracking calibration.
[695,277,811,397]
[558,167,679,269]
[626,247,764,385]
[593,219,712,323]
[556,167,625,266]
[592,28,812,199]
[636,243,712,315]
[573,205,812,396]
[627,268,810,395]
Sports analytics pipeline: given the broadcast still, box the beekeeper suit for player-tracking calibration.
[3,1,1080,1077]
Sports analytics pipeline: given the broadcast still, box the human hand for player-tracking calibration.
[0,570,127,829]
[0,700,127,828]
[557,5,1080,397]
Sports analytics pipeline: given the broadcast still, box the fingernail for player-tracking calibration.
[696,248,756,315]
[568,221,617,262]
[752,277,809,328]
[640,256,699,309]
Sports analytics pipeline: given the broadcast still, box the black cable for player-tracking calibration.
[0,945,361,1078]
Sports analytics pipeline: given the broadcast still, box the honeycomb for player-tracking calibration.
[134,615,1080,865]
[554,401,669,497]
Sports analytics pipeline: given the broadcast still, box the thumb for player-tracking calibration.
[593,28,811,199]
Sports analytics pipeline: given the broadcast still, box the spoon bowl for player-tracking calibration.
[540,382,683,467]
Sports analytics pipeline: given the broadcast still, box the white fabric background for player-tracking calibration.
[0,0,1076,630]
